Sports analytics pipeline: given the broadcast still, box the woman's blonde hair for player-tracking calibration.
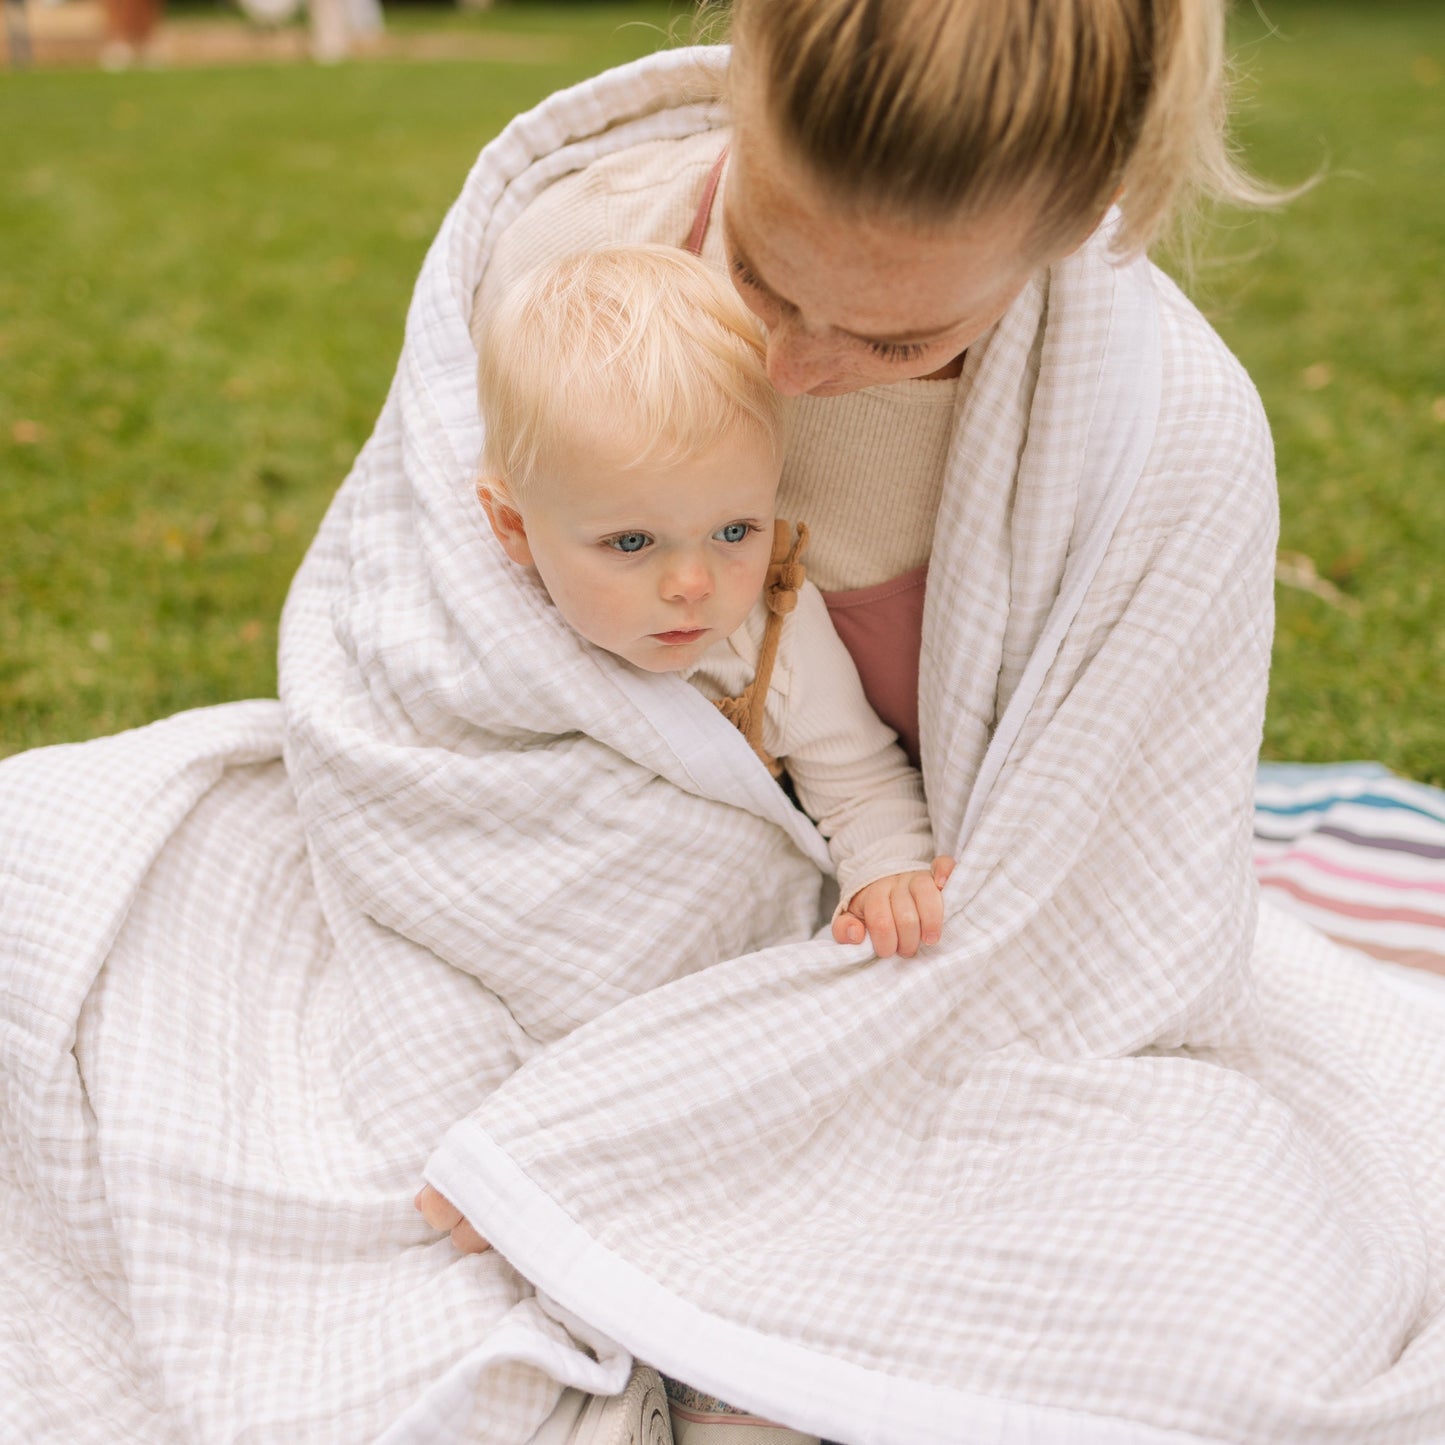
[728,0,1273,257]
[478,245,783,493]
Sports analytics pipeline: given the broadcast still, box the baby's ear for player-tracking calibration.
[475,478,534,567]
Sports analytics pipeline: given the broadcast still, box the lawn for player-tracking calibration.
[1,0,1442,781]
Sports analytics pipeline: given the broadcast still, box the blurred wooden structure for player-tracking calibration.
[3,0,105,67]
[0,3,579,69]
[5,0,34,67]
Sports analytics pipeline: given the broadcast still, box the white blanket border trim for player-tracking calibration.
[426,1123,1218,1445]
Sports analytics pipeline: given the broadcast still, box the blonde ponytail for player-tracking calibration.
[727,0,1279,257]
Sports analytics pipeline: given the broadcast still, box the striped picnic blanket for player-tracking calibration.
[1255,762,1445,977]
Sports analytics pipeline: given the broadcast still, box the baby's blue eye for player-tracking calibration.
[608,532,650,553]
[716,522,751,544]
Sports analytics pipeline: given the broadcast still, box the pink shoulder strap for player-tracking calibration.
[683,146,729,257]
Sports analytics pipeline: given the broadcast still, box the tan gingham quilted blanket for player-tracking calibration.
[3,50,1444,1445]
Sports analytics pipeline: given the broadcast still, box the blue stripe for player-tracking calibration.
[1253,791,1445,827]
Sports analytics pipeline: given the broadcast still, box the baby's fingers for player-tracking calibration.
[415,1184,461,1233]
[450,1217,491,1255]
[863,890,900,959]
[932,855,955,889]
[416,1185,492,1255]
[883,879,925,958]
[910,873,945,948]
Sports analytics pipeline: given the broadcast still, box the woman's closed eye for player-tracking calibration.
[731,259,789,323]
[733,257,927,363]
[603,531,652,554]
[731,259,768,296]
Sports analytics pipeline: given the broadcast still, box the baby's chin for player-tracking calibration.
[625,647,708,675]
[613,634,718,674]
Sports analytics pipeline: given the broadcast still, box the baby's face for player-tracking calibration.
[496,424,781,673]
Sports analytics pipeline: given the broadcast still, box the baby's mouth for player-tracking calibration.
[651,628,708,645]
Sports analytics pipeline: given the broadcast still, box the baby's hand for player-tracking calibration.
[833,856,955,959]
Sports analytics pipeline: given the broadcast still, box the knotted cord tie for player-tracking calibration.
[714,520,809,778]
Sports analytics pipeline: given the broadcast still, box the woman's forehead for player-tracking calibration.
[723,122,1040,343]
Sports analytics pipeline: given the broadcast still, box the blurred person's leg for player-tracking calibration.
[307,0,380,63]
[4,0,33,70]
[308,0,347,63]
[99,0,161,68]
[342,0,381,42]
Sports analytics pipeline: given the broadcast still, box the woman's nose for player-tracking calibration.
[661,554,714,604]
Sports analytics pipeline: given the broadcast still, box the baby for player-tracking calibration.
[474,244,951,958]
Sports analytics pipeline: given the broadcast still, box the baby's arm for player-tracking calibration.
[776,584,953,959]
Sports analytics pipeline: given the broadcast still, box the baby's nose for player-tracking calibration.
[662,555,714,603]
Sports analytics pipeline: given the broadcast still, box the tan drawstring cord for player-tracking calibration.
[714,520,809,778]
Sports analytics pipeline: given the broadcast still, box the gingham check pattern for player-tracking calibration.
[3,48,1444,1445]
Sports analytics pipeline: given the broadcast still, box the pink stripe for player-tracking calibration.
[1336,938,1445,975]
[1253,847,1445,896]
[1258,875,1445,931]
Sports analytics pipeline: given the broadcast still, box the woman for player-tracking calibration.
[4,3,1443,1443]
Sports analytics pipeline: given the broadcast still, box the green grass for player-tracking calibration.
[1187,0,1445,784]
[0,4,687,749]
[1,0,1442,781]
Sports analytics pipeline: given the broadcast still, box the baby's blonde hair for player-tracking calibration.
[478,244,783,494]
[728,0,1274,258]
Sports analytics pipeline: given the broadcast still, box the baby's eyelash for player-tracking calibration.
[600,531,652,554]
[715,520,764,543]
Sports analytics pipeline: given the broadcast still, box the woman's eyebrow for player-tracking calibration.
[728,235,960,348]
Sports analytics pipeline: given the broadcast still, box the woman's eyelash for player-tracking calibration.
[731,260,763,290]
[734,258,927,362]
[867,338,927,361]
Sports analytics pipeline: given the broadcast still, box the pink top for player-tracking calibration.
[819,566,926,767]
[685,149,926,767]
